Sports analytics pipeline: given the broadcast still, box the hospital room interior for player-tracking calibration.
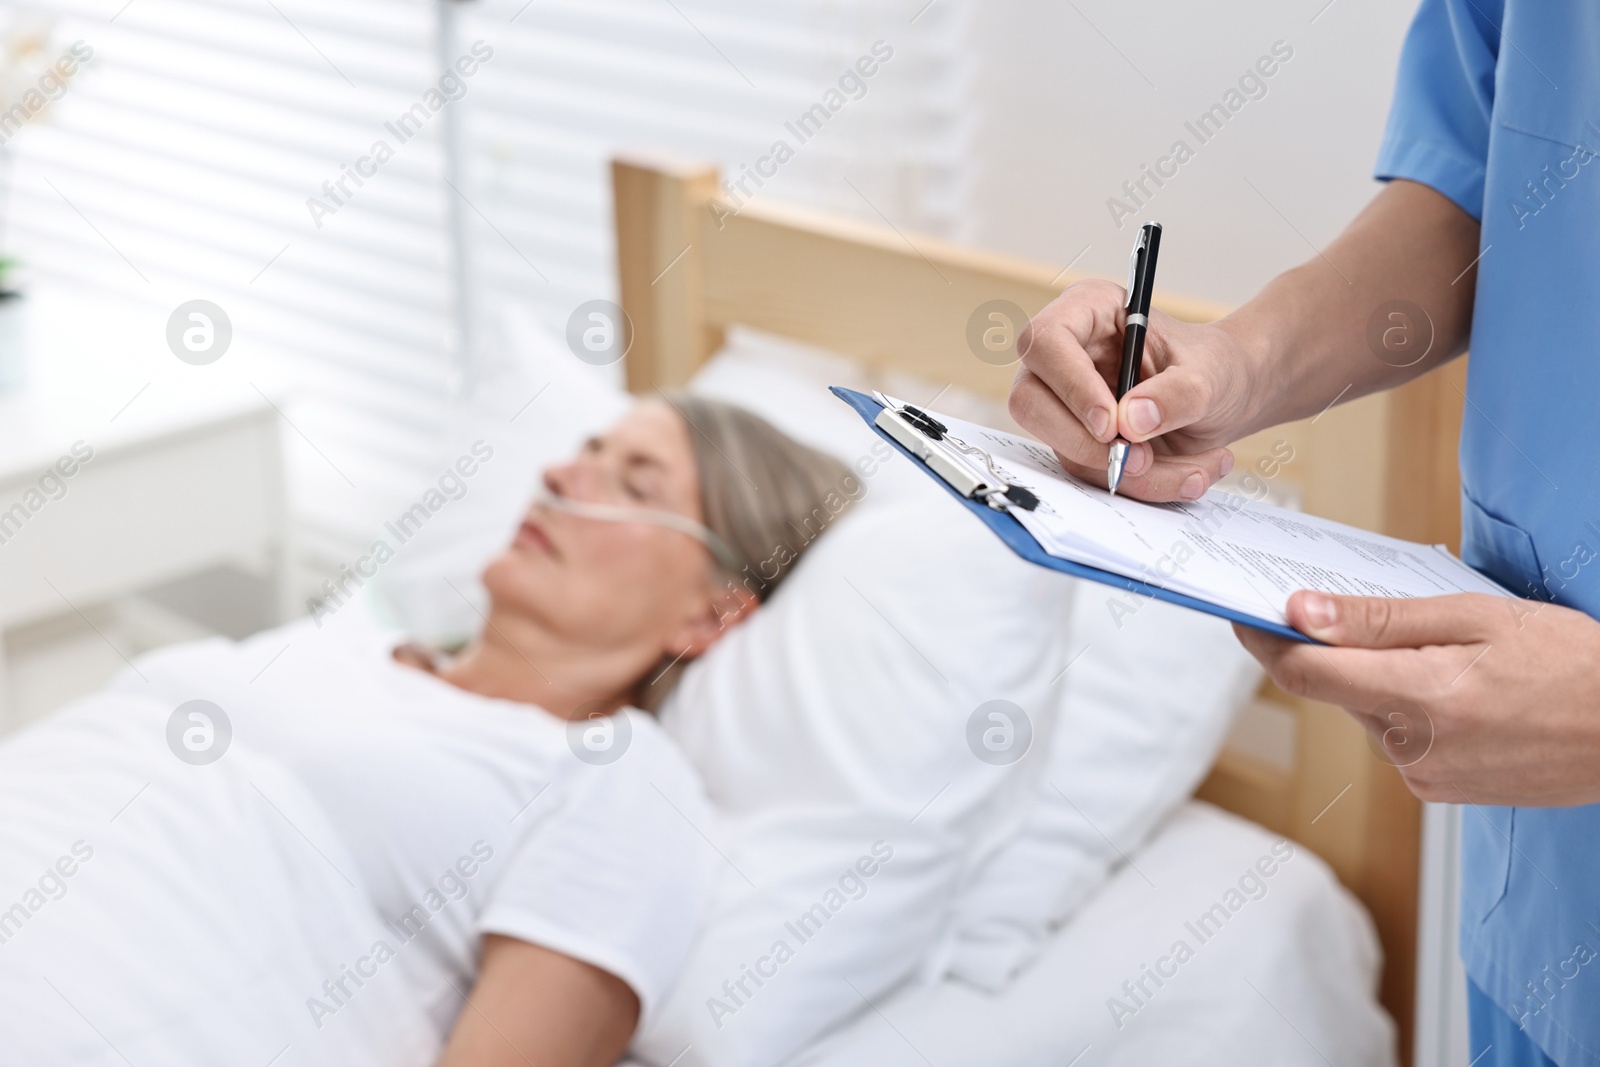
[0,1,1514,1065]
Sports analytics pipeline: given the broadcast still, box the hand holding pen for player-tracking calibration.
[1008,226,1240,502]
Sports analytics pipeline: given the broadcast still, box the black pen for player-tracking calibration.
[1108,221,1162,495]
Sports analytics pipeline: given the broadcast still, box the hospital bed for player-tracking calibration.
[609,153,1470,1065]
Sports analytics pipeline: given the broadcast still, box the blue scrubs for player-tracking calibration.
[1375,2,1600,1064]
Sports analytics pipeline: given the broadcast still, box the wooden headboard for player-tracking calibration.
[610,152,1466,1063]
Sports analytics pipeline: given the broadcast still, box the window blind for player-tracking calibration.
[3,0,973,581]
[453,0,976,355]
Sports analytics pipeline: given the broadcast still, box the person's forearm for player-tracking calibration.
[1216,179,1481,436]
[437,936,638,1067]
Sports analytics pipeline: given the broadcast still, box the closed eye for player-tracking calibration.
[623,456,663,501]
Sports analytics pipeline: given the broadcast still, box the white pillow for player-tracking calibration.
[690,328,1263,996]
[634,490,1073,1067]
[937,588,1263,991]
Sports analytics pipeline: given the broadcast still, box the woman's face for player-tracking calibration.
[482,401,726,666]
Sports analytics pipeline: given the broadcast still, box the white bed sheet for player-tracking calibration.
[719,801,1397,1067]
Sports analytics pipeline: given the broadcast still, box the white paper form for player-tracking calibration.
[914,404,1513,626]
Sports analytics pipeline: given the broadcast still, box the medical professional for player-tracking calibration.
[1009,3,1600,1063]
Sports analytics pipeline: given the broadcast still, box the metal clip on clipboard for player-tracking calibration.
[871,392,1040,514]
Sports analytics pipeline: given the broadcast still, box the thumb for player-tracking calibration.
[1117,362,1217,442]
[1286,591,1495,648]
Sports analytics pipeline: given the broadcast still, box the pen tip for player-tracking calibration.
[1106,440,1127,496]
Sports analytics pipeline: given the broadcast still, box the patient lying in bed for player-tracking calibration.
[0,396,851,1067]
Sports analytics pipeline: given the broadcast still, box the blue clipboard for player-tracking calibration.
[831,385,1313,644]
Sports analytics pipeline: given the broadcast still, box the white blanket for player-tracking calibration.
[0,692,439,1066]
[784,801,1396,1067]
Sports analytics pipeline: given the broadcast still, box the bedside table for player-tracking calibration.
[0,289,291,730]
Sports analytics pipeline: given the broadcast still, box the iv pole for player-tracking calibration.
[437,0,476,400]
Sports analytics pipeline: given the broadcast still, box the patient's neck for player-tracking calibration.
[432,609,644,721]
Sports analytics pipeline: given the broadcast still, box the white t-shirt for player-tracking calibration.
[0,608,714,1057]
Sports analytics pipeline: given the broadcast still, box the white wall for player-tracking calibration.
[965,0,1420,307]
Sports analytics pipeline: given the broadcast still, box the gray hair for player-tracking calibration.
[635,393,860,707]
